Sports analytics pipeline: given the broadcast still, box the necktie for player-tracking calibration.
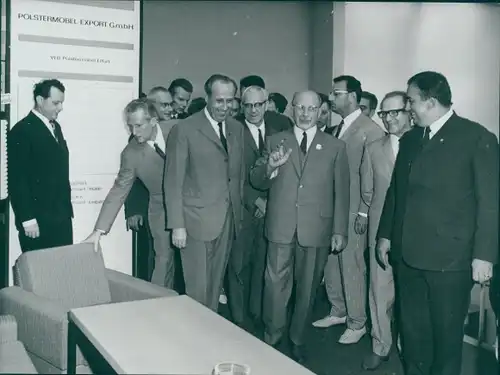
[258,128,264,153]
[300,131,307,154]
[154,143,166,159]
[218,122,228,152]
[421,126,430,147]
[324,126,335,135]
[50,121,61,143]
[334,120,344,138]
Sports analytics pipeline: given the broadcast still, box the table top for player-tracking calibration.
[69,295,315,375]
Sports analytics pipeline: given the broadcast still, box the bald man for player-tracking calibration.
[250,91,350,362]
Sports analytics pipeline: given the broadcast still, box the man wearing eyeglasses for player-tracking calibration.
[356,91,412,370]
[250,90,350,362]
[314,75,385,345]
[227,86,286,334]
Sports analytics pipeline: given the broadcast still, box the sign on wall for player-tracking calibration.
[8,0,141,283]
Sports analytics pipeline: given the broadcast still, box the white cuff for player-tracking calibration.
[96,229,106,234]
[357,212,368,218]
[22,219,37,228]
[270,169,279,179]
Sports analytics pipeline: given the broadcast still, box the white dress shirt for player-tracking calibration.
[293,124,317,152]
[427,108,453,139]
[319,125,327,132]
[204,107,226,138]
[245,120,265,148]
[32,109,57,140]
[338,108,362,138]
[389,134,400,158]
[147,125,165,153]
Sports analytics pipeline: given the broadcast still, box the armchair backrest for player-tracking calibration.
[13,243,112,309]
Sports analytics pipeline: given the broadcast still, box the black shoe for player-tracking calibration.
[362,353,389,371]
[290,343,306,364]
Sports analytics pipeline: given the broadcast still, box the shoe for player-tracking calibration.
[290,343,306,364]
[362,353,389,371]
[312,314,347,328]
[338,326,366,344]
[219,289,227,305]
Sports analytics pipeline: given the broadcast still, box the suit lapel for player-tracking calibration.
[284,129,301,177]
[418,115,456,157]
[197,115,226,154]
[381,135,395,164]
[243,123,259,155]
[302,131,324,173]
[340,115,362,141]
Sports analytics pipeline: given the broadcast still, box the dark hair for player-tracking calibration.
[240,75,265,90]
[333,75,362,103]
[124,98,159,119]
[407,71,452,107]
[33,79,65,102]
[148,86,169,96]
[268,92,288,113]
[204,74,237,96]
[381,90,408,106]
[139,92,147,98]
[168,78,193,95]
[361,91,378,110]
[187,97,207,116]
[318,92,331,109]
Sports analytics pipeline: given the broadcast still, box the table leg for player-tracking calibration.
[67,320,77,374]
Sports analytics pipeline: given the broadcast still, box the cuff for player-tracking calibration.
[22,219,37,228]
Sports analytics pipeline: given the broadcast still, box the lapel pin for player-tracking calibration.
[440,138,444,143]
[316,144,322,150]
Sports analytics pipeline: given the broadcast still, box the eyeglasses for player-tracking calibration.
[330,90,350,97]
[293,105,319,113]
[242,101,266,110]
[378,108,407,119]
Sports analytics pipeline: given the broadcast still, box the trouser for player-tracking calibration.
[148,209,175,289]
[397,261,472,375]
[263,235,329,346]
[133,218,154,281]
[228,215,267,324]
[181,209,234,312]
[19,217,73,252]
[324,232,367,330]
[368,245,395,356]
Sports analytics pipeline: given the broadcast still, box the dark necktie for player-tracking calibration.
[334,120,344,138]
[257,128,264,153]
[154,143,166,159]
[50,121,61,144]
[324,126,335,135]
[300,131,307,154]
[218,122,228,152]
[421,126,430,147]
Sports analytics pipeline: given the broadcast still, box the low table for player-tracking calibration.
[67,295,315,374]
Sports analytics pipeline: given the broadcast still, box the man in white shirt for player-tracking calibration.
[84,98,176,288]
[356,91,412,370]
[313,75,384,345]
[250,90,350,362]
[8,79,73,252]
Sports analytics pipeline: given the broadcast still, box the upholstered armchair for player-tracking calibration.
[0,243,178,374]
[0,314,38,373]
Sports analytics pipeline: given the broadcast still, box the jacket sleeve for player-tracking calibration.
[377,158,397,241]
[358,145,374,216]
[333,142,350,236]
[249,137,273,191]
[124,178,149,219]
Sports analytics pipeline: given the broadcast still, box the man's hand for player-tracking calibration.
[331,234,347,254]
[126,214,143,231]
[83,230,102,252]
[267,141,292,176]
[354,214,368,234]
[172,228,187,249]
[376,238,391,270]
[472,258,493,284]
[254,197,267,218]
[24,222,40,239]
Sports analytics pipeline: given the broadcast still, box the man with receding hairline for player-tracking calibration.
[250,90,350,362]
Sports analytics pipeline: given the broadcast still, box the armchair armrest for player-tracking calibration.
[0,286,68,369]
[0,314,18,343]
[105,268,178,303]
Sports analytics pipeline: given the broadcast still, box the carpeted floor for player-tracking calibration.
[219,287,498,375]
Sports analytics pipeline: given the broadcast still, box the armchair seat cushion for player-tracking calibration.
[0,340,38,373]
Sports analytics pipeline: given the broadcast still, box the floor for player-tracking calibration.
[219,287,498,375]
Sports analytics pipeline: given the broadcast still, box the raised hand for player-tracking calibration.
[268,140,292,169]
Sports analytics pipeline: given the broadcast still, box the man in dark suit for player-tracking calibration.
[377,71,499,375]
[165,74,245,312]
[250,91,350,362]
[239,75,294,130]
[227,86,282,331]
[84,98,177,289]
[168,78,193,120]
[8,79,73,252]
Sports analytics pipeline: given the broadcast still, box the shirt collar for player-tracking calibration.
[343,108,362,127]
[204,107,224,127]
[245,119,265,130]
[147,125,164,144]
[32,109,52,127]
[319,125,326,132]
[294,124,317,139]
[428,108,453,137]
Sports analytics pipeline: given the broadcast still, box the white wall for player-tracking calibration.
[336,2,500,137]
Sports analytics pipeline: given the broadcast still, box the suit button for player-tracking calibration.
[295,203,298,207]
[228,178,231,182]
[299,185,303,188]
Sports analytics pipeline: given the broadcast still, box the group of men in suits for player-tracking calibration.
[7,71,499,374]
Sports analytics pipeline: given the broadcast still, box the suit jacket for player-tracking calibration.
[378,113,499,271]
[164,110,245,241]
[7,111,73,229]
[234,116,283,220]
[264,111,294,130]
[250,129,350,247]
[95,120,176,232]
[339,113,385,248]
[123,119,178,219]
[358,135,396,249]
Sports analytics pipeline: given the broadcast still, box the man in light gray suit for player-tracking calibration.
[250,91,350,362]
[84,98,176,288]
[314,75,385,345]
[165,74,245,312]
[357,91,411,370]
